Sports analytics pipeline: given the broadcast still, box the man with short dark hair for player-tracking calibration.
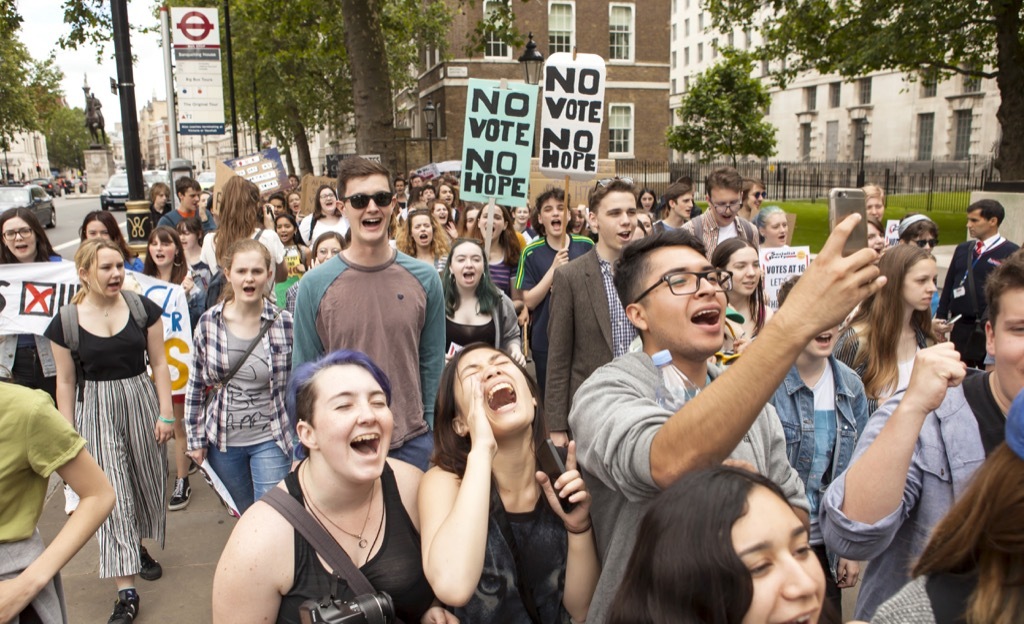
[652,178,695,234]
[545,178,639,445]
[936,199,1019,367]
[394,176,409,215]
[681,166,758,259]
[292,157,445,470]
[568,219,883,622]
[158,177,216,231]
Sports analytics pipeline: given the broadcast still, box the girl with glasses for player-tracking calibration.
[299,184,350,245]
[0,208,63,401]
[284,232,346,316]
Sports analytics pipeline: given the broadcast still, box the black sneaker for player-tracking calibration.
[169,477,191,511]
[139,546,162,581]
[108,589,139,624]
[188,460,199,475]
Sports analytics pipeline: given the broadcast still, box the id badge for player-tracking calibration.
[953,286,966,298]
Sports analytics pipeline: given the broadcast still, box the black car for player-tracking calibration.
[100,173,131,211]
[29,177,58,197]
[0,185,57,228]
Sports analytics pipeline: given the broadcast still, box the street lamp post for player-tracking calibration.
[856,121,867,187]
[518,32,545,86]
[423,98,436,165]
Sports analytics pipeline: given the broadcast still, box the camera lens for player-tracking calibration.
[354,592,395,624]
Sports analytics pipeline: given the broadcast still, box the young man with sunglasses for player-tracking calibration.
[936,199,1019,367]
[291,157,445,471]
[681,166,759,260]
[566,219,885,622]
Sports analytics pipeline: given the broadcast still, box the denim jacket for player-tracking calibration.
[0,334,57,378]
[770,356,869,484]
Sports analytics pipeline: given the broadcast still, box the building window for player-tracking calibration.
[921,76,937,98]
[917,113,934,161]
[853,119,868,160]
[684,19,689,37]
[800,123,812,160]
[711,38,718,59]
[954,109,972,160]
[858,77,872,105]
[672,0,676,13]
[671,23,676,42]
[671,78,677,93]
[829,82,841,108]
[698,12,704,30]
[609,4,634,61]
[548,2,574,54]
[761,59,769,76]
[684,76,690,92]
[727,32,734,47]
[744,27,752,49]
[805,86,817,111]
[608,104,633,156]
[697,43,703,62]
[684,47,689,66]
[962,73,981,93]
[483,1,509,58]
[671,51,677,69]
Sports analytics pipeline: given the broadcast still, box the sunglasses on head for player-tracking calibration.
[596,176,634,188]
[914,238,938,248]
[342,191,394,209]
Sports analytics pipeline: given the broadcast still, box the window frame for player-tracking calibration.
[953,109,973,160]
[607,103,635,158]
[917,113,935,161]
[483,0,512,59]
[858,77,872,105]
[608,3,635,63]
[547,1,576,55]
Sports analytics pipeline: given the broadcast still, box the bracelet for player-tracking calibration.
[158,416,176,424]
[566,522,592,535]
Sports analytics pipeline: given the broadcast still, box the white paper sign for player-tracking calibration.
[539,53,607,182]
[760,246,811,310]
[885,219,900,247]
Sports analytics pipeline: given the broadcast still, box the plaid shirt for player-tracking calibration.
[598,257,636,358]
[184,301,295,455]
[681,212,759,260]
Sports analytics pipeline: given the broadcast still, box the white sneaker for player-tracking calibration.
[64,484,80,515]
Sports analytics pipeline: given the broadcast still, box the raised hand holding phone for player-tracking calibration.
[536,440,591,532]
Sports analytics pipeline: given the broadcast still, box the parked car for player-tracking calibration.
[144,170,171,189]
[0,185,57,228]
[29,177,58,197]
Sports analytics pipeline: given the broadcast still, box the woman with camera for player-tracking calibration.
[199,176,287,282]
[212,350,456,624]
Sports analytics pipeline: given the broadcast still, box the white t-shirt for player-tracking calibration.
[201,228,286,274]
[811,363,836,411]
[718,221,738,242]
[299,214,350,246]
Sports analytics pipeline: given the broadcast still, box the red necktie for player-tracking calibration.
[975,240,984,258]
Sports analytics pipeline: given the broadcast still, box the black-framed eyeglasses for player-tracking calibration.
[596,176,634,188]
[2,227,33,241]
[708,199,743,212]
[342,191,394,209]
[914,238,938,248]
[633,269,733,304]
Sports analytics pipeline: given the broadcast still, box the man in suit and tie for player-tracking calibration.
[937,199,1020,367]
[545,178,639,445]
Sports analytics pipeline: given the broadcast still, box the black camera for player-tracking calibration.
[299,591,395,624]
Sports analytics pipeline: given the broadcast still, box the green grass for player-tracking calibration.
[707,197,969,253]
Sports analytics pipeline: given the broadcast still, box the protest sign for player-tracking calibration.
[760,246,811,310]
[539,52,606,182]
[885,219,900,247]
[0,263,194,393]
[459,79,538,206]
[224,148,289,197]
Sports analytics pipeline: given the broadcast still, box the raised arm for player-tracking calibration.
[649,215,886,488]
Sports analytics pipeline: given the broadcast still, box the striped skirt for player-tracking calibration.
[75,373,167,578]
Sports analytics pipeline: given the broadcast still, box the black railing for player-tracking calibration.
[615,158,997,212]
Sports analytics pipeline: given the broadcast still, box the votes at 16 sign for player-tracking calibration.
[540,52,607,182]
[460,79,539,205]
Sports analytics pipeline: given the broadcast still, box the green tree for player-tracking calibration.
[0,39,39,151]
[666,50,777,165]
[45,106,93,171]
[706,0,1024,178]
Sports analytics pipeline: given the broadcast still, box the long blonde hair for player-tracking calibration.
[220,238,273,305]
[71,239,124,304]
[213,176,262,269]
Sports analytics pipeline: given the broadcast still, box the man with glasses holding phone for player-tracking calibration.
[292,157,445,470]
[681,166,759,260]
[566,221,885,622]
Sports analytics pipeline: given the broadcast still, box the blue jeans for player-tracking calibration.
[206,439,291,514]
[388,430,434,471]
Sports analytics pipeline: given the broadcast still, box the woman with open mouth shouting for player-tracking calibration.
[420,343,600,623]
[213,349,455,624]
[184,238,295,515]
[397,208,450,273]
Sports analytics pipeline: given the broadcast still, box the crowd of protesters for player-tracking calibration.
[2,156,1023,624]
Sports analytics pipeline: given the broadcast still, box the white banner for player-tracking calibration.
[172,7,226,135]
[760,246,811,310]
[0,263,194,394]
[540,52,607,182]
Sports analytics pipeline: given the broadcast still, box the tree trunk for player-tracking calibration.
[282,139,296,176]
[992,0,1024,180]
[289,113,314,177]
[339,0,399,176]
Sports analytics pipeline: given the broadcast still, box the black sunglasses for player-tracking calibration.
[914,238,938,248]
[342,191,394,209]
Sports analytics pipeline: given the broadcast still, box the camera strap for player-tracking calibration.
[262,487,376,596]
[490,483,544,624]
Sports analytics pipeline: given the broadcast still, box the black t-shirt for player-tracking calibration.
[961,370,1006,456]
[45,296,163,381]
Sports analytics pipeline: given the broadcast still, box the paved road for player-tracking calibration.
[47,194,125,260]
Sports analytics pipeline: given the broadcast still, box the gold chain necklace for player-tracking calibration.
[301,464,375,549]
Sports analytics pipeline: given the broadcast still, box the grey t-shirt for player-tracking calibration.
[224,327,276,447]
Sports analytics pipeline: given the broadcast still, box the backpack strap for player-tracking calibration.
[122,291,149,331]
[59,304,85,402]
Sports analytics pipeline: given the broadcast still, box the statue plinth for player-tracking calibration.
[84,148,115,195]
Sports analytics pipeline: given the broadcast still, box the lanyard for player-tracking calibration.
[962,236,1001,284]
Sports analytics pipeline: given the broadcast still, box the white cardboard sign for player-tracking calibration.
[539,52,606,182]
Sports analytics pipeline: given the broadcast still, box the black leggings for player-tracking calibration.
[12,346,57,402]
[813,543,843,618]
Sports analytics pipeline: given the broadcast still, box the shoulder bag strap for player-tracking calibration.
[122,291,148,330]
[490,484,544,624]
[59,304,85,402]
[216,310,280,389]
[262,487,377,596]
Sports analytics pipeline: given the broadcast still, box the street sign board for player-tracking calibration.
[171,7,225,136]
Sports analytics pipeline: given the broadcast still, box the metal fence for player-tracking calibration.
[615,158,997,212]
